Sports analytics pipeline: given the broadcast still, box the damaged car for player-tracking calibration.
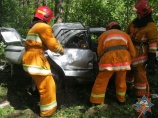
[1,23,105,88]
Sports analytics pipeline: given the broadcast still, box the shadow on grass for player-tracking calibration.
[0,65,158,118]
[0,65,40,117]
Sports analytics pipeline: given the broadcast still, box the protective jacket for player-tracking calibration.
[98,29,136,71]
[90,29,136,104]
[126,22,158,97]
[127,22,157,67]
[22,22,63,75]
[22,22,64,116]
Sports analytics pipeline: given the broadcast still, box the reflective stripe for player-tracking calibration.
[37,10,46,15]
[142,37,147,40]
[103,34,128,44]
[26,33,42,43]
[126,79,134,83]
[149,43,157,50]
[99,65,130,71]
[141,35,147,41]
[91,93,105,98]
[56,44,62,53]
[40,101,57,111]
[149,47,157,50]
[132,56,147,66]
[135,83,147,86]
[99,62,131,71]
[126,77,134,83]
[134,83,147,90]
[116,91,126,96]
[134,86,146,90]
[23,64,51,75]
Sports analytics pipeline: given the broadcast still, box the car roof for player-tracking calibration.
[52,22,87,44]
[89,27,105,33]
[53,22,85,37]
[52,23,105,44]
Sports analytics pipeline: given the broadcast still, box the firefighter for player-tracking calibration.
[22,6,64,117]
[90,21,136,105]
[126,0,158,99]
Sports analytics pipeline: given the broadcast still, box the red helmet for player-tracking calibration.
[106,21,119,30]
[34,6,53,23]
[134,0,152,17]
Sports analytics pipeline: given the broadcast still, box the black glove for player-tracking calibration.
[146,53,157,76]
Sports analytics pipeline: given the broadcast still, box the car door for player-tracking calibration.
[1,28,25,64]
[47,32,95,70]
[61,48,94,70]
[48,24,103,78]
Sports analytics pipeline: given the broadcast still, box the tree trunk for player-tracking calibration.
[54,0,64,23]
[43,0,48,6]
[35,0,40,8]
[0,0,2,26]
[64,0,70,22]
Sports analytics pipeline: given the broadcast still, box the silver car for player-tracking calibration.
[1,23,105,88]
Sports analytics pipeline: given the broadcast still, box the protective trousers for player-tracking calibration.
[31,75,57,116]
[90,70,127,104]
[126,64,147,97]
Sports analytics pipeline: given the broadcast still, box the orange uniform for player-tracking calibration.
[90,29,136,104]
[126,22,158,97]
[22,22,64,116]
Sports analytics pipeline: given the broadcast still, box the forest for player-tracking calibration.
[0,0,158,117]
[0,0,158,37]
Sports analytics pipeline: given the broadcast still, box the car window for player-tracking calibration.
[89,27,105,42]
[90,33,101,42]
[65,33,88,49]
[89,29,105,53]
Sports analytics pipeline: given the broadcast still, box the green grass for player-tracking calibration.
[0,67,158,118]
[53,103,136,118]
[0,84,7,101]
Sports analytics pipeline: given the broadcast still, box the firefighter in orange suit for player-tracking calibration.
[126,0,158,99]
[22,6,64,117]
[90,21,136,105]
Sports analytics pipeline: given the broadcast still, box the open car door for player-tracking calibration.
[47,31,96,78]
[0,27,25,64]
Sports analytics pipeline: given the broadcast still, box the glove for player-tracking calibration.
[146,53,157,76]
[59,48,64,55]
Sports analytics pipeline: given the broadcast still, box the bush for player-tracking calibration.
[0,42,6,60]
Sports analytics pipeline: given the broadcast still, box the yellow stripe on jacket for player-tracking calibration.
[22,22,64,75]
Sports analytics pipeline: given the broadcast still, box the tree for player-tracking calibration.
[0,0,2,26]
[54,0,64,23]
[0,0,158,35]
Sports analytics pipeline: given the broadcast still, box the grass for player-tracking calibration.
[0,66,158,118]
[0,84,7,101]
[53,104,137,118]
